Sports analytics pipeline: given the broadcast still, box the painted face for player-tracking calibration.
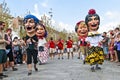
[77,22,88,36]
[88,16,99,31]
[24,18,36,33]
[36,25,45,37]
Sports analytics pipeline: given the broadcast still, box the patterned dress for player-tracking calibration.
[37,38,49,64]
[85,32,104,65]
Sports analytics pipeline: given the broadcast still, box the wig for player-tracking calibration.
[75,20,85,32]
[36,23,48,38]
[85,9,100,26]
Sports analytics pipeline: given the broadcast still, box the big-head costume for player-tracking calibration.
[85,9,104,72]
[75,21,88,63]
[24,14,39,75]
[36,23,49,64]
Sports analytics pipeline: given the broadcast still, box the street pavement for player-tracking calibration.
[2,53,120,80]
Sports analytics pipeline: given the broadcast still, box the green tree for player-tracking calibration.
[0,0,12,29]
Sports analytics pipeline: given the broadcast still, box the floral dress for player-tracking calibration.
[85,32,104,65]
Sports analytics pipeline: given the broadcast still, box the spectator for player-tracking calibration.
[0,21,8,79]
[4,28,18,71]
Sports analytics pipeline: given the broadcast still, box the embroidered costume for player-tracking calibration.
[75,21,88,64]
[23,14,39,75]
[36,23,49,64]
[85,9,104,72]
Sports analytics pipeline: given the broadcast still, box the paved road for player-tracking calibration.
[3,53,120,80]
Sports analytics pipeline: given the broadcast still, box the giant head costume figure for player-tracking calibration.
[36,23,47,38]
[23,14,39,35]
[85,9,100,32]
[75,21,88,38]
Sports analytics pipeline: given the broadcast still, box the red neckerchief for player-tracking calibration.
[78,36,87,40]
[37,36,43,39]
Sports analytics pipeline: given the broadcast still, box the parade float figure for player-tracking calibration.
[75,21,88,64]
[36,23,49,64]
[85,9,104,72]
[23,14,39,75]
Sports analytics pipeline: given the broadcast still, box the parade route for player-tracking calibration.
[3,53,120,80]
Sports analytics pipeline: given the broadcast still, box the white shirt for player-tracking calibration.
[86,34,103,47]
[38,38,47,47]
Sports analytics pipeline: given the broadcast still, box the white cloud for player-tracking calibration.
[99,22,118,33]
[40,0,48,8]
[54,22,74,32]
[105,11,120,19]
[99,11,120,33]
[31,4,74,33]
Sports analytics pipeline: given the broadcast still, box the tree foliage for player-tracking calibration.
[0,0,12,29]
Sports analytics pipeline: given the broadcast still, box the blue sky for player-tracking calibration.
[1,0,120,33]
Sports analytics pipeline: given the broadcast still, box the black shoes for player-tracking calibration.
[35,68,38,72]
[96,66,101,70]
[77,57,80,59]
[28,70,32,76]
[91,67,95,72]
[0,73,8,79]
[3,68,8,71]
[12,67,18,71]
[83,60,85,64]
[28,68,38,76]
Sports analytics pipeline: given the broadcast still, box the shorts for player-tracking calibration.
[103,46,109,54]
[58,49,63,53]
[0,49,7,63]
[67,48,73,53]
[49,48,55,53]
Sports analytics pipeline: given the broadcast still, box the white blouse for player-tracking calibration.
[38,38,47,47]
[86,34,103,47]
